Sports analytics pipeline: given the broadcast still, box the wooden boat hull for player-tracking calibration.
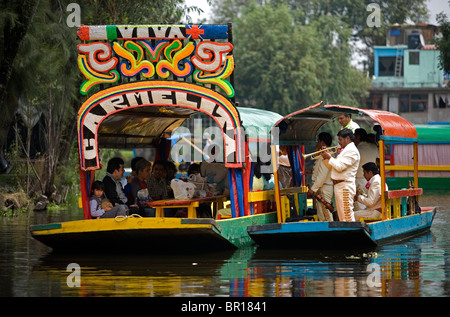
[30,212,277,253]
[248,208,436,250]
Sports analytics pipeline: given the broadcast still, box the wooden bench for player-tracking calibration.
[248,186,309,221]
[147,196,227,218]
[247,186,308,203]
[384,188,423,219]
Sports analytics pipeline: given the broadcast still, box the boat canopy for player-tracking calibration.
[414,124,450,144]
[94,102,195,149]
[238,107,283,142]
[85,98,283,151]
[170,107,283,143]
[274,102,418,143]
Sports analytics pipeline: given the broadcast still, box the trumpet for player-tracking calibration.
[302,146,338,160]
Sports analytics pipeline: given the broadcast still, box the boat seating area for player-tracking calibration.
[359,188,424,223]
[384,188,423,219]
[148,196,228,218]
[216,186,309,220]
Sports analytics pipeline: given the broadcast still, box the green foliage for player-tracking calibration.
[0,0,201,202]
[80,0,194,24]
[233,3,370,114]
[211,0,430,84]
[436,11,450,79]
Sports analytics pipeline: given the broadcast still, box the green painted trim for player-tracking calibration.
[217,212,278,248]
[30,223,62,231]
[381,136,418,143]
[386,177,450,191]
[106,25,117,40]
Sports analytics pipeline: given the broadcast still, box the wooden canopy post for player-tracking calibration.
[271,144,283,223]
[379,139,387,220]
[413,141,419,203]
[79,168,94,219]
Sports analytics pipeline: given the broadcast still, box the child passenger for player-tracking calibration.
[89,181,128,218]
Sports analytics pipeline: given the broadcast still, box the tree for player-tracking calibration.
[210,0,430,76]
[436,11,450,85]
[232,3,370,114]
[0,0,40,152]
[212,0,429,42]
[1,0,202,199]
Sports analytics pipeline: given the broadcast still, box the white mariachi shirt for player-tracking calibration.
[328,142,360,183]
[357,174,388,210]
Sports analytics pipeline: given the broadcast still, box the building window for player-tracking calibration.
[409,51,420,65]
[379,57,394,76]
[434,94,450,108]
[399,93,427,112]
[366,94,383,109]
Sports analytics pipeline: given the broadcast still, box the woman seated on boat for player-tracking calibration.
[90,181,128,219]
[130,158,156,217]
[354,162,388,221]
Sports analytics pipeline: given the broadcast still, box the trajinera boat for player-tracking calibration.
[30,24,286,252]
[247,102,437,250]
[386,123,450,191]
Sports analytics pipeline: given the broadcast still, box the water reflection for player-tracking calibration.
[34,250,236,297]
[245,232,445,297]
[26,231,447,297]
[0,193,449,297]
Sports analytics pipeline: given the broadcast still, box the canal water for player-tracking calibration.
[0,192,448,298]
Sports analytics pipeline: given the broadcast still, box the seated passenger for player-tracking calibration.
[147,160,169,201]
[103,157,140,215]
[130,158,155,217]
[164,161,177,198]
[278,145,293,189]
[200,161,229,196]
[253,159,275,191]
[354,162,388,220]
[124,156,144,201]
[188,163,212,218]
[89,181,127,218]
[103,157,128,206]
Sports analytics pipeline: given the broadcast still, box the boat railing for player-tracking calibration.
[381,188,423,221]
[385,165,450,172]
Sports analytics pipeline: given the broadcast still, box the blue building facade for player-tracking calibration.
[367,24,450,124]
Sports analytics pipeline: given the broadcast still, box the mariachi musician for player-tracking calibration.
[308,132,334,221]
[321,128,360,222]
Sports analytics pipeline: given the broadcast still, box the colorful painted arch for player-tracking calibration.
[77,81,244,170]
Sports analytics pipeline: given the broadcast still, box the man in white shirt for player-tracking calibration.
[354,162,387,220]
[338,113,360,132]
[309,132,334,221]
[354,128,380,203]
[321,129,360,222]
